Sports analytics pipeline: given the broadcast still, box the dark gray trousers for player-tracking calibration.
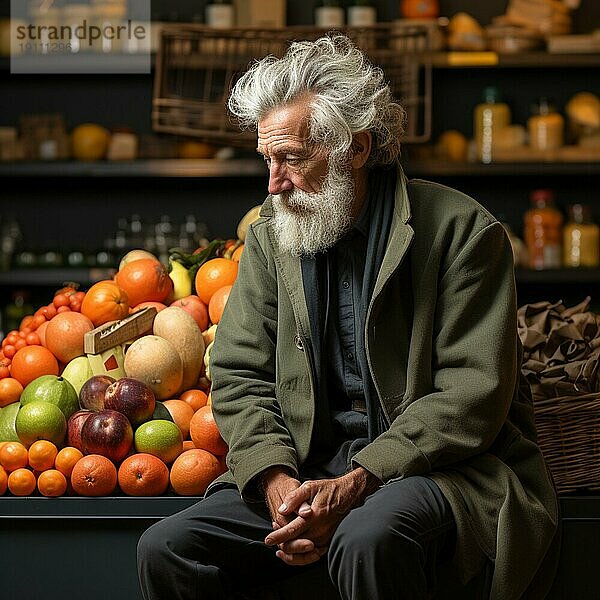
[137,475,484,600]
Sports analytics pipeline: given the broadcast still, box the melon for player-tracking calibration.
[153,306,205,394]
[123,335,183,400]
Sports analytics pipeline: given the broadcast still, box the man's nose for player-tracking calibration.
[268,163,293,195]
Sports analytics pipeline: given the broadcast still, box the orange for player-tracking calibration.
[231,244,244,262]
[0,465,7,495]
[162,399,195,439]
[37,469,67,497]
[28,440,59,472]
[194,258,238,305]
[189,405,228,456]
[117,453,170,497]
[54,446,84,478]
[182,440,196,451]
[9,345,59,387]
[44,311,94,364]
[70,454,117,497]
[170,449,221,496]
[208,285,232,325]
[8,467,36,496]
[0,377,23,407]
[115,258,173,307]
[0,441,28,472]
[179,389,208,412]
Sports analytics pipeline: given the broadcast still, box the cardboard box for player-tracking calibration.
[234,0,286,29]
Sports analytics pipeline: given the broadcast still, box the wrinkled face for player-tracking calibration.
[258,99,356,257]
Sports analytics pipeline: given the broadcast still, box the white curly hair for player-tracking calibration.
[227,34,406,166]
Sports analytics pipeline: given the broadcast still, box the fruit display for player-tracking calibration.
[0,207,262,497]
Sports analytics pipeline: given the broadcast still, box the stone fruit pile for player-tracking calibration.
[0,205,262,497]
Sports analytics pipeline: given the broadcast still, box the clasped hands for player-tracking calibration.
[260,466,379,566]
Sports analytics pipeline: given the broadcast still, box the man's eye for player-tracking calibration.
[285,157,301,166]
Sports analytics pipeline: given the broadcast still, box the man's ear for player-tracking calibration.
[350,131,372,169]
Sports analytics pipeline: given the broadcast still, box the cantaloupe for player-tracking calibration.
[152,306,205,394]
[124,335,183,400]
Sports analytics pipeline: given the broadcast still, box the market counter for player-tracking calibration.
[1,495,599,599]
[1,495,200,600]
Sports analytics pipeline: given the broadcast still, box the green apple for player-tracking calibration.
[61,356,93,396]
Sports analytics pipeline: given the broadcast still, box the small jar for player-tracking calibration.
[206,0,235,29]
[347,1,377,27]
[315,1,345,28]
[528,97,564,152]
[563,203,600,268]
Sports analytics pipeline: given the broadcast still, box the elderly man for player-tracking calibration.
[137,34,559,600]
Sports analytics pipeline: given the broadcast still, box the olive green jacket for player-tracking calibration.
[210,167,558,599]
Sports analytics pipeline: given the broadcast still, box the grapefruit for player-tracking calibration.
[20,375,79,420]
[134,419,183,464]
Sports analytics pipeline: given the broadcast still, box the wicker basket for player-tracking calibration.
[534,392,600,494]
[152,24,432,146]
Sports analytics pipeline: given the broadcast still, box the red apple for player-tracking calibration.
[81,409,133,463]
[104,377,156,427]
[67,409,93,452]
[170,295,209,331]
[79,374,116,411]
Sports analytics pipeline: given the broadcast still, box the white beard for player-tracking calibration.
[271,161,356,257]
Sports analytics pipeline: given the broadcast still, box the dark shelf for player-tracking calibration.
[402,159,600,177]
[425,51,600,69]
[0,159,265,178]
[516,268,600,284]
[0,495,199,519]
[0,268,115,287]
[1,158,598,179]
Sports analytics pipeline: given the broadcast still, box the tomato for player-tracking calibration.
[19,315,34,331]
[53,293,71,308]
[45,304,58,319]
[29,314,45,330]
[80,280,130,327]
[3,345,16,359]
[25,332,40,346]
[54,283,79,297]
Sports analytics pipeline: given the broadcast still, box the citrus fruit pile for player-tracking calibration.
[0,205,263,497]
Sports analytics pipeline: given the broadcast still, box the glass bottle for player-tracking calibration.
[563,203,600,268]
[400,0,440,19]
[473,86,511,164]
[528,97,565,152]
[523,189,563,270]
[315,0,345,28]
[205,0,235,29]
[347,0,377,27]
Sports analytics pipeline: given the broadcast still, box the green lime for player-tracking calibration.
[0,403,20,442]
[20,375,79,420]
[16,401,67,447]
[134,419,183,464]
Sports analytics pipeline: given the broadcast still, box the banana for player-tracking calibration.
[169,259,193,301]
